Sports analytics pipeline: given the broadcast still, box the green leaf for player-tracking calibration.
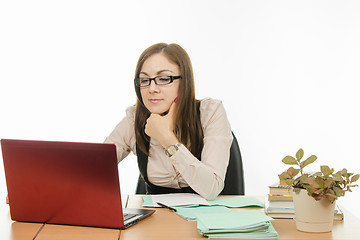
[282,156,297,165]
[293,169,300,177]
[333,187,344,197]
[321,165,331,176]
[351,174,360,183]
[286,167,295,176]
[312,172,322,177]
[300,155,317,168]
[324,178,333,188]
[324,194,336,203]
[287,167,300,178]
[279,172,291,180]
[304,178,321,189]
[332,175,344,182]
[296,148,304,161]
[305,185,317,194]
[326,188,335,195]
[315,177,324,188]
[337,168,347,176]
[297,175,309,184]
[285,179,294,186]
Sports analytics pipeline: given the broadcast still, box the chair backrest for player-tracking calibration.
[220,132,245,195]
[135,174,146,195]
[135,132,245,195]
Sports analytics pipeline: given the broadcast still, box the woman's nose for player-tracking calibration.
[148,80,160,92]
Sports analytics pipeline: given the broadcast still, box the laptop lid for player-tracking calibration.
[1,139,154,229]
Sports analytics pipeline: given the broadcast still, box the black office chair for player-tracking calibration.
[135,132,245,195]
[135,174,147,195]
[220,132,245,195]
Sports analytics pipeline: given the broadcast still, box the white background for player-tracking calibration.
[1,1,359,219]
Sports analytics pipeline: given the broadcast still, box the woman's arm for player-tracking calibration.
[104,106,137,163]
[169,99,233,200]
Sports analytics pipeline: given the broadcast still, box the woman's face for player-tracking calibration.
[139,53,180,114]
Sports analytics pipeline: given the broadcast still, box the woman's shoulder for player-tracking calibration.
[199,97,227,121]
[199,97,224,112]
[124,105,136,121]
[198,97,231,133]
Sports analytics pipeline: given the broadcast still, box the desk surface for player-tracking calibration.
[1,195,360,240]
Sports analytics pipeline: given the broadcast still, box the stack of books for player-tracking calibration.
[265,182,294,219]
[265,182,344,220]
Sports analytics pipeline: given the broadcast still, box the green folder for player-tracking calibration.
[142,195,264,208]
[174,205,232,220]
[196,210,278,239]
[199,224,278,239]
[208,196,264,208]
[196,210,273,230]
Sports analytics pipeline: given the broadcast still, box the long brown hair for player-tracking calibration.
[134,43,204,158]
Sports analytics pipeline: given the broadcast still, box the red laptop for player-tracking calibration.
[1,139,154,229]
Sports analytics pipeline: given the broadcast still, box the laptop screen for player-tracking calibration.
[1,139,125,228]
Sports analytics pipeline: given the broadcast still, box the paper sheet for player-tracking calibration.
[142,194,265,208]
[152,193,210,207]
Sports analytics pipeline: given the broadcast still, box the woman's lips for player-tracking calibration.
[149,99,162,103]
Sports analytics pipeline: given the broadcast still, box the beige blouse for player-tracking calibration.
[104,98,233,200]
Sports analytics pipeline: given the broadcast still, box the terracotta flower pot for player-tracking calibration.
[293,189,335,232]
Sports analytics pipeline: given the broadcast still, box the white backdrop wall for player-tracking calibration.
[1,1,359,219]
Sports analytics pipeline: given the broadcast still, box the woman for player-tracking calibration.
[105,43,233,200]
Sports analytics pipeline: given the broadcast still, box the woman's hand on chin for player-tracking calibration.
[145,102,179,148]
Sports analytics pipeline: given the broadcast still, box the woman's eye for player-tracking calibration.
[140,79,150,84]
[158,77,170,82]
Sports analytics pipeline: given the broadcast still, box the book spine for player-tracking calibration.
[268,194,293,201]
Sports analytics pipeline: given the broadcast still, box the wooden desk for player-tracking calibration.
[0,201,120,240]
[122,195,360,240]
[1,195,360,240]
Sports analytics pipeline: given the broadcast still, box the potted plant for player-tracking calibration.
[278,148,359,233]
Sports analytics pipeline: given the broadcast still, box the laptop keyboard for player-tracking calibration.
[123,213,138,221]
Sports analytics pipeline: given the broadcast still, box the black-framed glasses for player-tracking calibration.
[134,75,181,87]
